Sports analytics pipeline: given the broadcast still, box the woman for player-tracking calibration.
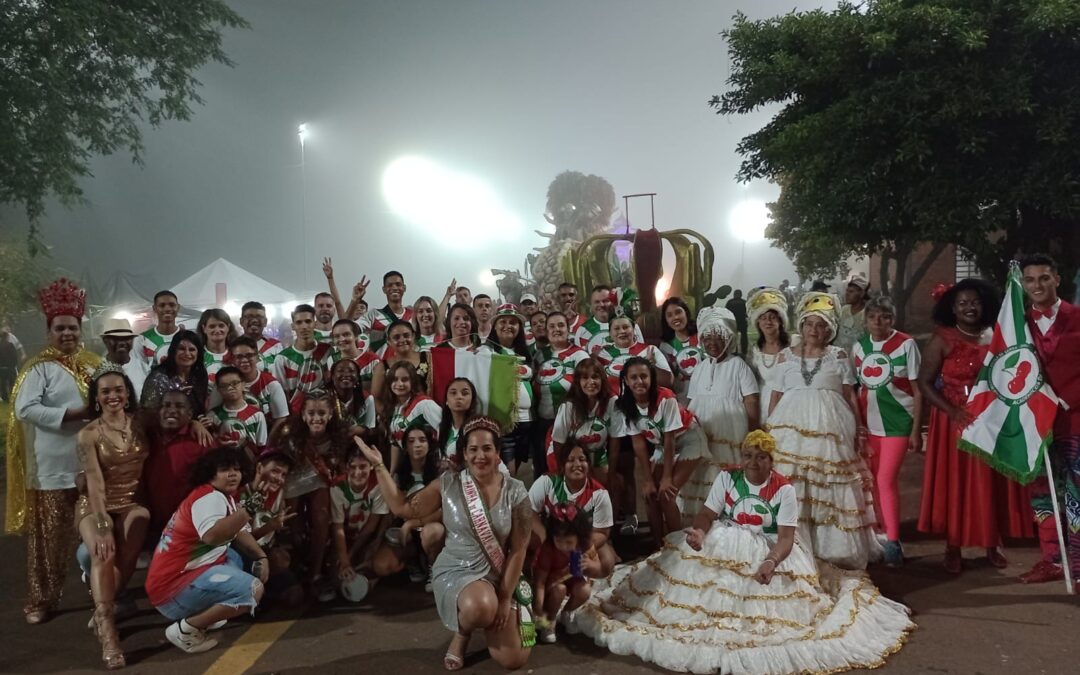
[439,377,479,466]
[196,309,238,383]
[329,359,376,438]
[76,365,150,669]
[747,287,790,426]
[412,295,444,351]
[534,312,590,478]
[546,359,614,482]
[610,357,708,544]
[486,304,536,475]
[767,292,879,569]
[530,443,617,577]
[328,319,380,391]
[596,307,673,391]
[372,320,431,400]
[356,417,534,671]
[273,388,350,602]
[438,303,484,351]
[380,361,442,472]
[687,307,760,467]
[852,295,923,567]
[917,279,1033,573]
[141,330,210,416]
[659,297,701,405]
[577,430,914,675]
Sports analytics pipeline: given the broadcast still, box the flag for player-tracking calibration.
[959,263,1058,484]
[430,347,521,430]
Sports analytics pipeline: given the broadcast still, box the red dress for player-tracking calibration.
[918,328,1034,547]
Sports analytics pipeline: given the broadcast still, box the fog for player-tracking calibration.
[23,1,837,305]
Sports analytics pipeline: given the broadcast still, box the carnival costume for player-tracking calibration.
[767,293,880,569]
[578,430,913,675]
[746,287,788,426]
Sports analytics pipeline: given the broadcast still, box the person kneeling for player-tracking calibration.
[145,447,269,654]
[330,447,389,600]
[532,504,596,644]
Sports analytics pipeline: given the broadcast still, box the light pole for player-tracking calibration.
[298,123,309,291]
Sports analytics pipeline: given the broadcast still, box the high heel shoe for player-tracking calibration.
[92,601,126,670]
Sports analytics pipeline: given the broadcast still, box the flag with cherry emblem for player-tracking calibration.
[960,263,1058,484]
[430,347,520,431]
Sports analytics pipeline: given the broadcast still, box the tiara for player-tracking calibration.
[462,415,502,439]
[91,362,127,381]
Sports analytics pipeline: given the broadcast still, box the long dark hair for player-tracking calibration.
[615,356,657,423]
[660,297,697,342]
[190,446,252,488]
[155,329,209,414]
[379,361,426,435]
[443,303,479,341]
[269,388,350,469]
[755,309,791,350]
[931,278,1000,329]
[395,425,441,491]
[438,377,478,448]
[89,370,138,417]
[486,314,529,358]
[565,358,610,427]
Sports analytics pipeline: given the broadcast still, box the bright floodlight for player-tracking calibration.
[297,123,309,143]
[654,275,672,306]
[112,310,135,323]
[478,269,497,288]
[223,301,241,317]
[382,156,523,249]
[729,200,771,242]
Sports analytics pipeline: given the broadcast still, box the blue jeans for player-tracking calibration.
[154,549,260,621]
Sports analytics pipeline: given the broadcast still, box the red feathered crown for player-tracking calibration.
[38,278,87,325]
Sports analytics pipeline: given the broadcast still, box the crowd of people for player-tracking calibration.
[5,253,1078,674]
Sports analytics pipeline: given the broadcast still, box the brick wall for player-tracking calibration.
[869,243,957,338]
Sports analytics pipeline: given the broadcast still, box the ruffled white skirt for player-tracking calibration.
[576,526,912,675]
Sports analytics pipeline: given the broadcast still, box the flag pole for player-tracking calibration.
[1042,444,1074,594]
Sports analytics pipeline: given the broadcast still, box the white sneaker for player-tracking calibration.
[207,619,227,631]
[538,624,557,644]
[166,621,218,654]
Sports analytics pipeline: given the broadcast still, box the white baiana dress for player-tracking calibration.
[748,345,784,426]
[767,346,880,569]
[576,469,913,675]
[687,354,759,466]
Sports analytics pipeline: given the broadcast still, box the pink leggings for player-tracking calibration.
[867,435,908,541]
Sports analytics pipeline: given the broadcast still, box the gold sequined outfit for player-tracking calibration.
[75,424,148,524]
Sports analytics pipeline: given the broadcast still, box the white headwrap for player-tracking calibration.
[796,292,840,339]
[696,307,737,346]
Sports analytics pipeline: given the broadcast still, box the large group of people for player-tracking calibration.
[4,253,1077,674]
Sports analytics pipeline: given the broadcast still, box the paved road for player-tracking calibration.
[2,455,1078,674]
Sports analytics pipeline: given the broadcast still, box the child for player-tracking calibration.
[437,377,478,468]
[532,503,596,644]
[329,358,377,438]
[209,366,269,458]
[238,451,303,607]
[330,447,390,599]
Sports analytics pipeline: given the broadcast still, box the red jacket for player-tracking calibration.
[1029,300,1080,436]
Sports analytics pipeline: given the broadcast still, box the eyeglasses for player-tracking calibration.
[232,352,258,361]
[218,380,244,390]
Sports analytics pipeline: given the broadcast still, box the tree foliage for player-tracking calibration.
[0,232,56,320]
[0,0,247,244]
[711,0,1080,301]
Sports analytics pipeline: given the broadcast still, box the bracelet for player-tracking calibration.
[94,514,113,532]
[373,462,386,472]
[761,556,778,568]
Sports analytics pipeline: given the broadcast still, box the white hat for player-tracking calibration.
[796,292,840,339]
[846,272,870,291]
[696,307,737,352]
[747,286,788,329]
[520,293,538,304]
[99,318,137,339]
[340,573,370,602]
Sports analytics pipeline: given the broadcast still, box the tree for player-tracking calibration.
[0,0,247,246]
[0,232,56,320]
[711,0,1080,318]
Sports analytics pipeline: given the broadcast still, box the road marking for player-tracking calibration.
[203,619,295,675]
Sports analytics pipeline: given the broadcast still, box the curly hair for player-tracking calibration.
[931,278,1000,329]
[379,361,427,437]
[190,446,252,488]
[541,503,594,549]
[269,389,350,470]
[89,370,137,417]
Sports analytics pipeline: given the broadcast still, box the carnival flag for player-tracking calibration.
[430,347,521,430]
[959,263,1058,484]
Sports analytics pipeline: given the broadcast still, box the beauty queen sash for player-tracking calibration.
[459,470,535,648]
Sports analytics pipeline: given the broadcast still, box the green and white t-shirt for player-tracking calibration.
[362,305,414,357]
[852,331,921,437]
[204,349,228,383]
[271,343,332,405]
[256,337,284,372]
[660,335,701,400]
[210,402,268,449]
[536,344,590,419]
[574,316,644,356]
[135,326,179,366]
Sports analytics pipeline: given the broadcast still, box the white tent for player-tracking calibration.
[171,258,297,311]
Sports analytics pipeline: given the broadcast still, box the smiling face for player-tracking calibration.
[415,300,436,332]
[590,290,612,321]
[314,296,336,324]
[346,455,372,490]
[103,335,134,364]
[740,445,774,484]
[701,332,728,359]
[546,314,569,347]
[388,324,414,355]
[240,308,267,339]
[390,366,412,400]
[494,315,520,344]
[865,308,894,341]
[384,274,406,304]
[302,399,332,436]
[1022,264,1060,309]
[331,360,359,395]
[446,380,474,413]
[800,315,830,348]
[95,373,129,415]
[561,445,590,484]
[256,460,289,491]
[664,303,688,333]
[48,315,81,354]
[154,294,178,324]
[625,363,651,401]
[159,391,193,431]
[332,324,358,355]
[578,366,602,399]
[464,429,500,479]
[610,317,635,347]
[231,345,259,378]
[449,307,472,338]
[405,428,430,463]
[953,289,984,329]
[174,339,199,369]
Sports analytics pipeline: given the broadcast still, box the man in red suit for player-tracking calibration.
[1020,254,1080,585]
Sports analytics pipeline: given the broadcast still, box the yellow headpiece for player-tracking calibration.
[743,429,777,455]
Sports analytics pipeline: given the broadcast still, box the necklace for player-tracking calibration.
[799,347,825,386]
[956,326,984,338]
[101,416,131,443]
[757,349,778,369]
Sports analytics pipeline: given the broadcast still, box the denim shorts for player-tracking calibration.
[155,549,260,621]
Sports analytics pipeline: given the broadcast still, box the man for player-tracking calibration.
[312,292,337,345]
[724,289,749,355]
[558,282,585,333]
[455,286,473,306]
[779,279,798,325]
[474,294,494,339]
[528,310,549,364]
[520,293,539,347]
[134,290,182,366]
[361,271,413,356]
[239,301,283,372]
[0,325,19,401]
[272,304,332,411]
[143,390,213,539]
[9,278,100,624]
[100,318,148,398]
[1019,254,1080,585]
[835,273,870,352]
[574,284,643,355]
[230,337,289,426]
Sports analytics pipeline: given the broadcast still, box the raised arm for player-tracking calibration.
[353,437,441,519]
[323,258,347,319]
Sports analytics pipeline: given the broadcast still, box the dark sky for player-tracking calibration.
[27,1,832,306]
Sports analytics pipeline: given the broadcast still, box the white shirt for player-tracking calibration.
[14,361,94,489]
[1034,298,1062,335]
[528,474,614,529]
[106,357,149,400]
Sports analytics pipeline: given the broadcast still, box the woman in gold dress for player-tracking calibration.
[76,364,150,669]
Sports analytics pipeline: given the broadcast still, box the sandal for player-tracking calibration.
[443,632,468,671]
[986,547,1008,569]
[93,601,126,670]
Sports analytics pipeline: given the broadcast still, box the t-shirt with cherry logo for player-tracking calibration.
[703,469,798,537]
[852,330,921,437]
[536,344,590,419]
[546,397,617,471]
[660,335,701,400]
[596,342,672,391]
[610,387,693,446]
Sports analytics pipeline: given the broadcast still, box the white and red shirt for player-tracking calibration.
[536,344,590,419]
[203,349,229,384]
[210,402,268,449]
[271,343,333,407]
[574,316,644,355]
[703,469,798,537]
[596,342,671,391]
[528,474,614,530]
[389,395,442,447]
[546,398,615,472]
[338,391,377,429]
[135,326,179,366]
[660,335,702,401]
[242,484,285,548]
[330,477,389,536]
[610,387,693,446]
[363,305,414,356]
[146,484,246,606]
[327,350,381,386]
[852,330,921,438]
[244,371,290,421]
[256,337,284,372]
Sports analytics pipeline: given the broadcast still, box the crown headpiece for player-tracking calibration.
[462,415,502,439]
[38,278,87,324]
[91,362,127,382]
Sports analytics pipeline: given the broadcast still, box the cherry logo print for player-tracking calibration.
[1008,358,1032,395]
[679,357,698,370]
[540,368,557,378]
[863,365,884,377]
